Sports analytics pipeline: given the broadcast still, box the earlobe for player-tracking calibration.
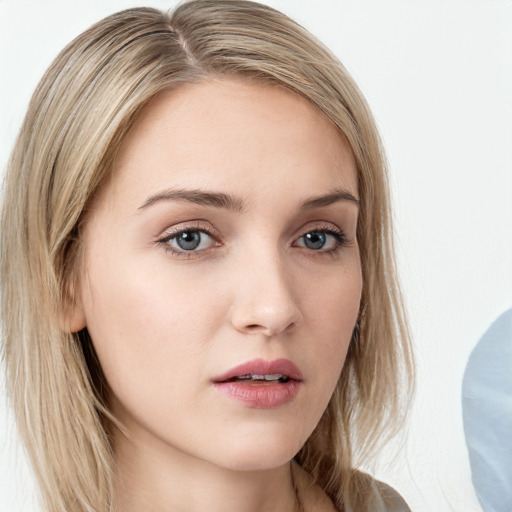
[67,303,87,333]
[60,290,87,333]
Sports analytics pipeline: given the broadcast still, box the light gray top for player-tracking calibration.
[344,476,411,512]
[369,479,411,512]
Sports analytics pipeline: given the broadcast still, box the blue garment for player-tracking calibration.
[462,309,512,512]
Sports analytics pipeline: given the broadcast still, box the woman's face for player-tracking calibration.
[73,78,362,471]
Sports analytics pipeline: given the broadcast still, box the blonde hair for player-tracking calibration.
[1,1,413,511]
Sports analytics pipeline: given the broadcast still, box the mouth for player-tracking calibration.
[212,358,303,409]
[212,358,303,384]
[223,373,291,384]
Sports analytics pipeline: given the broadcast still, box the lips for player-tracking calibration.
[212,358,303,409]
[212,358,303,383]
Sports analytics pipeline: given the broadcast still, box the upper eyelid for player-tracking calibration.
[293,222,346,238]
[158,221,217,239]
[159,230,214,245]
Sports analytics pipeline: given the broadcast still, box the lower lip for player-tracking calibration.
[213,380,302,409]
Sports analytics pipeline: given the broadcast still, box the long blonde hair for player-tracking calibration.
[1,1,413,511]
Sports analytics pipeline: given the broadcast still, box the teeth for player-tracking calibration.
[237,373,286,381]
[264,374,284,381]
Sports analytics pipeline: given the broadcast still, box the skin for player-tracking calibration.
[71,78,361,512]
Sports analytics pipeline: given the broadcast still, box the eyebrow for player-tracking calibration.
[299,188,360,210]
[138,188,245,212]
[138,186,359,212]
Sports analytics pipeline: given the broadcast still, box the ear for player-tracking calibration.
[66,300,87,333]
[60,282,87,333]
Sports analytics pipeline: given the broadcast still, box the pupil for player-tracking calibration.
[177,231,201,250]
[304,232,326,250]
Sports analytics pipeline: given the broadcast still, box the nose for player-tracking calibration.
[229,251,303,337]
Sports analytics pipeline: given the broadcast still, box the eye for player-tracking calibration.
[173,230,204,251]
[303,232,328,250]
[158,228,217,255]
[294,228,347,252]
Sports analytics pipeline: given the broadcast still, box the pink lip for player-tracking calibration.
[212,358,303,383]
[212,358,303,409]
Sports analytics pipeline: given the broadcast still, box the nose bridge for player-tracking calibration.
[229,243,302,336]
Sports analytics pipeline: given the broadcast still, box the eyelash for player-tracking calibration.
[157,224,219,258]
[296,225,349,257]
[156,224,349,258]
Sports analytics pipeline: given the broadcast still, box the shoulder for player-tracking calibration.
[347,472,411,512]
[293,463,410,512]
[372,479,411,512]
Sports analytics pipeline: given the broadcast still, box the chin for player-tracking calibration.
[206,426,307,472]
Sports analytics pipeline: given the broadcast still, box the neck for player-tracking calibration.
[113,426,300,512]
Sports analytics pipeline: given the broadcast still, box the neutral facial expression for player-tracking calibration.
[74,78,362,470]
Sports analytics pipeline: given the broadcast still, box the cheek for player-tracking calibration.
[305,262,362,342]
[79,256,222,396]
[298,260,362,406]
[80,264,225,451]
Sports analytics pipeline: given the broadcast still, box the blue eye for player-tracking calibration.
[160,229,216,254]
[175,231,202,250]
[303,232,327,250]
[296,229,347,252]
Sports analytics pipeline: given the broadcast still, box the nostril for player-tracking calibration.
[243,322,297,336]
[245,324,269,334]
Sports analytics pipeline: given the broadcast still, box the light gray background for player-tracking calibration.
[1,1,511,511]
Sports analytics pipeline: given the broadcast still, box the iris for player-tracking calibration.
[176,231,202,250]
[303,232,326,250]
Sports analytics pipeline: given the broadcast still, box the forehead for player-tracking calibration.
[107,77,357,208]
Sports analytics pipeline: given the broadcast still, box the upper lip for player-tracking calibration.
[212,358,303,383]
